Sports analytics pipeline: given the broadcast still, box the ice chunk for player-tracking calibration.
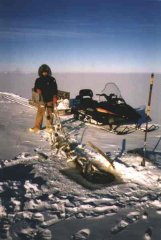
[111,220,129,234]
[71,228,90,240]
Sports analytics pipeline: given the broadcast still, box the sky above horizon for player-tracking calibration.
[0,0,161,73]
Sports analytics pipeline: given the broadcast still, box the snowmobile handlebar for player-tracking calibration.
[96,93,126,104]
[96,93,116,97]
[96,93,117,100]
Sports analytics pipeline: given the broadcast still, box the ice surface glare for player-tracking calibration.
[114,157,154,186]
[122,158,159,187]
[87,148,160,187]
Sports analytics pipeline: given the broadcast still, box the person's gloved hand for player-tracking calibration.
[53,96,58,104]
[36,89,42,94]
[34,89,42,103]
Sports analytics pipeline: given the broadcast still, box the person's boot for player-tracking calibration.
[29,127,40,133]
[29,105,45,133]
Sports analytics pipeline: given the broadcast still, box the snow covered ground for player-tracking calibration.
[0,92,161,239]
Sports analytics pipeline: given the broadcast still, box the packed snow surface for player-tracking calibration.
[0,92,161,239]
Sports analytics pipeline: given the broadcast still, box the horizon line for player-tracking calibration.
[0,70,160,75]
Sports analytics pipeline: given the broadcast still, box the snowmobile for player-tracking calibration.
[71,83,158,135]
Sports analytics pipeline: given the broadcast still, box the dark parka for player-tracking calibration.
[34,64,58,103]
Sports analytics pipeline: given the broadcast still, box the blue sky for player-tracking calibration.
[0,0,161,73]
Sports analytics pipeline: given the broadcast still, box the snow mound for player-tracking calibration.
[0,92,34,108]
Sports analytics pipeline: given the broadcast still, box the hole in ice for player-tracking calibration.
[61,167,116,189]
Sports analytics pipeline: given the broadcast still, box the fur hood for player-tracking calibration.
[38,64,52,77]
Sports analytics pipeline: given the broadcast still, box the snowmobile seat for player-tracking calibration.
[79,89,93,99]
[78,89,96,108]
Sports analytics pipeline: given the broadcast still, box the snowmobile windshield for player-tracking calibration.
[99,82,122,102]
